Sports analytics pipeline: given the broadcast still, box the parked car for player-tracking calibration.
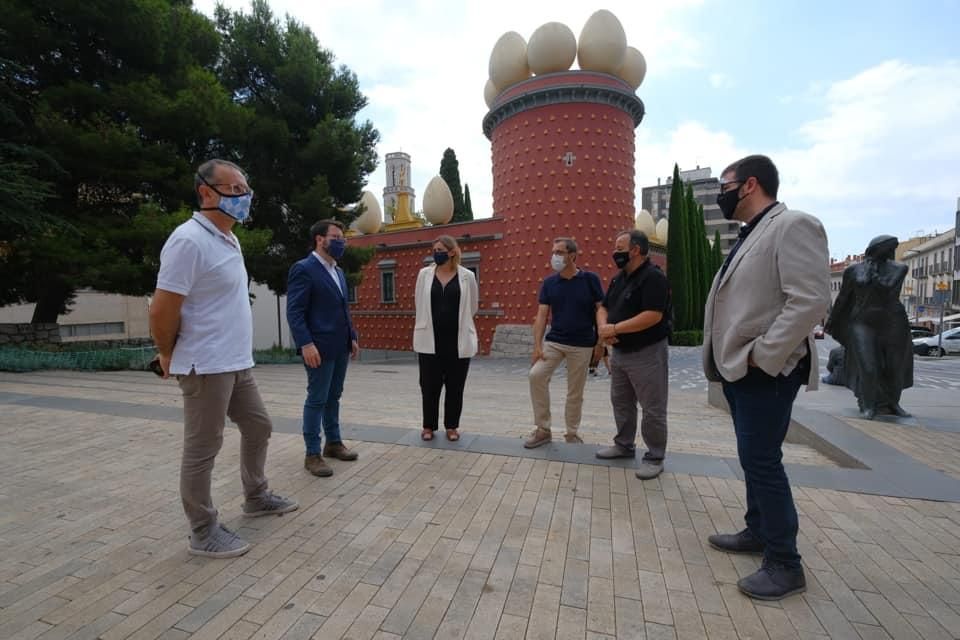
[911,328,934,339]
[913,327,960,356]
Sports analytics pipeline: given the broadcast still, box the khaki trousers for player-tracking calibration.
[178,369,272,533]
[529,341,594,434]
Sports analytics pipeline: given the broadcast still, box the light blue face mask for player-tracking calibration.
[198,173,253,222]
[213,193,253,222]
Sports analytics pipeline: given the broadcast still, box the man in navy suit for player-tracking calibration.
[286,219,360,477]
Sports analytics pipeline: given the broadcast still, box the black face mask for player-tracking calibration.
[717,186,743,221]
[612,251,630,269]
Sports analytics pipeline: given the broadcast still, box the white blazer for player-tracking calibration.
[413,264,479,358]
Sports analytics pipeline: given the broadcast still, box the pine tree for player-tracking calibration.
[463,183,474,219]
[666,164,691,330]
[439,148,468,222]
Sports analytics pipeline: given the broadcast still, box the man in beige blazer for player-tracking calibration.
[702,155,830,601]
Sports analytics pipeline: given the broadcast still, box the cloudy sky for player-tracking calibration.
[196,0,959,259]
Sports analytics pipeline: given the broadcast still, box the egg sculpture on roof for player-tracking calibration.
[656,218,669,245]
[527,22,577,75]
[616,46,647,90]
[577,10,627,75]
[484,78,499,109]
[489,31,531,91]
[423,176,454,225]
[635,209,655,237]
[354,191,382,234]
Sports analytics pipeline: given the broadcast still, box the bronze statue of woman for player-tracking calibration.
[824,235,913,419]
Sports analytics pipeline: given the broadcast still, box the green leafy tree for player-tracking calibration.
[0,0,238,322]
[463,183,474,218]
[439,148,469,222]
[214,0,379,294]
[666,165,692,330]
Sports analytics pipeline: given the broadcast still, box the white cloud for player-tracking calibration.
[708,72,733,89]
[192,2,958,259]
[194,0,706,221]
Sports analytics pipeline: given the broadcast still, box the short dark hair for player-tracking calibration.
[552,237,578,254]
[723,154,779,199]
[195,159,246,205]
[309,219,344,247]
[617,229,649,256]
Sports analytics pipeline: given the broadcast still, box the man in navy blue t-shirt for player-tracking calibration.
[525,238,605,448]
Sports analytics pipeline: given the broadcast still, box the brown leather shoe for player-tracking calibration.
[304,454,333,477]
[323,442,358,461]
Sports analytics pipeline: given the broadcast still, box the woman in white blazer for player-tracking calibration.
[413,235,479,441]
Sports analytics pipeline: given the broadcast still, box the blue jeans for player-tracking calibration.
[302,352,349,455]
[722,363,806,569]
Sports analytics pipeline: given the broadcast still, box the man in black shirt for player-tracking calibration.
[596,230,670,480]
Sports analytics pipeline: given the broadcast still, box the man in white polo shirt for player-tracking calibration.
[149,159,297,558]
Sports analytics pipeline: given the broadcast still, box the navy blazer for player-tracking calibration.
[286,253,357,358]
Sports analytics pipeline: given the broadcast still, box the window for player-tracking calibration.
[347,284,357,304]
[380,271,395,303]
[60,322,125,338]
[461,251,481,286]
[377,258,397,303]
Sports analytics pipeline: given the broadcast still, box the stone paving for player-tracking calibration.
[2,358,960,639]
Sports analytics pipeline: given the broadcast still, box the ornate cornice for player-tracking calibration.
[483,83,645,139]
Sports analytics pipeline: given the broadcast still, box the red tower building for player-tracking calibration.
[483,70,645,323]
[347,70,655,354]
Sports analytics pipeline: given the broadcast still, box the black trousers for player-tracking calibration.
[418,353,470,430]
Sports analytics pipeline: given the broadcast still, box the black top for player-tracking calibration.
[602,260,670,351]
[539,270,604,347]
[431,274,461,357]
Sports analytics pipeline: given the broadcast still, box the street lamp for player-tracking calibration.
[936,281,950,357]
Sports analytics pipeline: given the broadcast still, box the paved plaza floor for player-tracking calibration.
[2,355,960,639]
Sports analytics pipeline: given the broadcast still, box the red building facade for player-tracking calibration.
[348,71,656,354]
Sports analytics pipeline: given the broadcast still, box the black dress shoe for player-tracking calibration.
[737,562,806,601]
[708,528,765,555]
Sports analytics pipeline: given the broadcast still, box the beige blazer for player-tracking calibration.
[413,264,479,358]
[702,203,831,389]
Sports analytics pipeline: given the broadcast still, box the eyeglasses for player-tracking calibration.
[210,183,252,196]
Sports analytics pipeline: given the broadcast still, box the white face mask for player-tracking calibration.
[550,254,566,272]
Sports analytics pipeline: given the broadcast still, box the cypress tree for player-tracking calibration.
[463,183,474,219]
[684,184,704,328]
[666,164,690,330]
[439,148,468,222]
[711,230,724,275]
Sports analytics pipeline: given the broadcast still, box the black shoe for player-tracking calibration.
[708,528,765,555]
[737,563,806,601]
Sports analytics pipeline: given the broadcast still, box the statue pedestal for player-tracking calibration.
[384,191,422,232]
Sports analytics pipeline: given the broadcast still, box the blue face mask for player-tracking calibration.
[327,238,347,259]
[214,193,253,222]
[198,174,253,222]
[433,251,449,266]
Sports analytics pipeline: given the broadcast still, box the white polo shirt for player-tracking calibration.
[156,213,255,375]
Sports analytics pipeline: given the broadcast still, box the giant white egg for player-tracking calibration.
[527,22,577,75]
[656,217,669,244]
[616,46,647,90]
[484,78,499,109]
[489,31,531,90]
[635,209,655,237]
[423,176,454,225]
[577,10,627,74]
[355,191,382,234]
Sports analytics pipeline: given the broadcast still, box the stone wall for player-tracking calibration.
[0,323,61,345]
[489,324,534,357]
